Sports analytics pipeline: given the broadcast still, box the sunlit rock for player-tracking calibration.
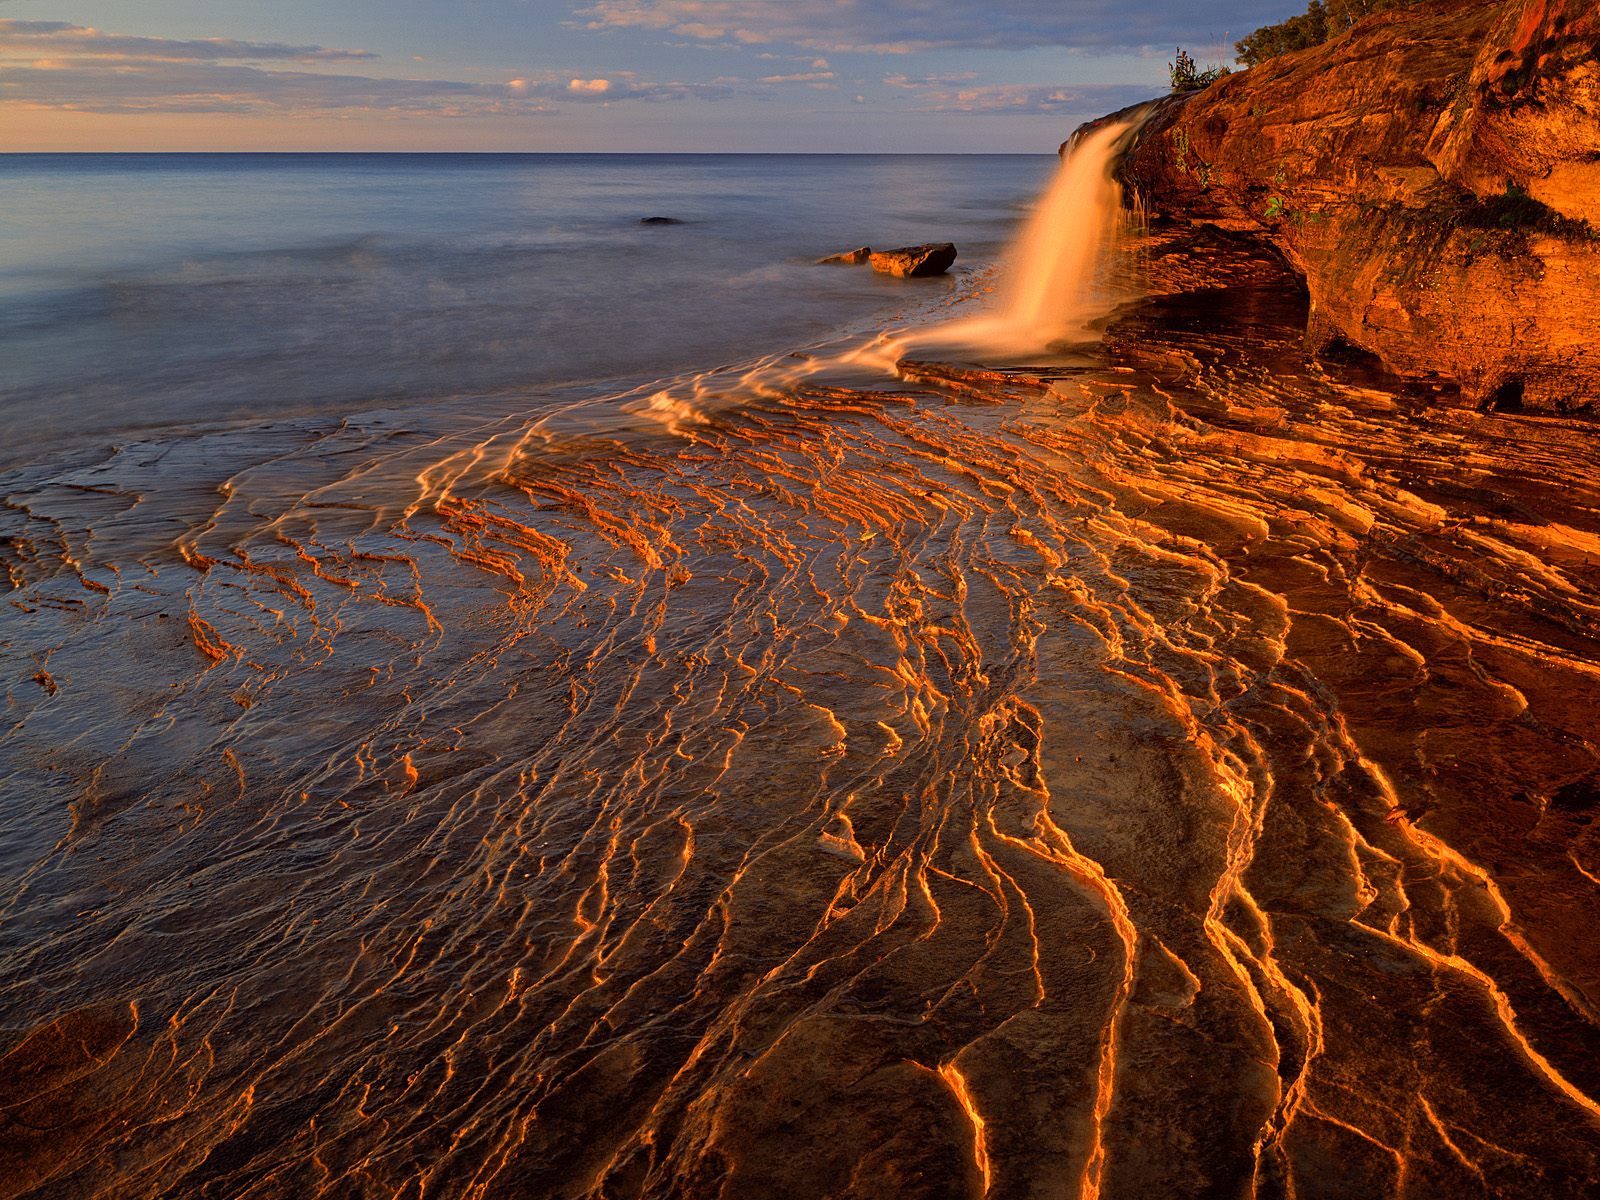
[817,246,872,265]
[868,243,957,278]
[1429,0,1600,226]
[1118,0,1600,412]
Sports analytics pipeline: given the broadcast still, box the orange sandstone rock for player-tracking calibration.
[1429,0,1600,225]
[868,243,958,278]
[1117,0,1600,411]
[817,246,872,265]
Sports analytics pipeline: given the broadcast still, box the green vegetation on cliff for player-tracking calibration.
[1235,0,1422,65]
[1168,47,1232,92]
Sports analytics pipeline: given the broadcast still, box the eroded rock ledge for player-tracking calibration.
[1107,0,1600,411]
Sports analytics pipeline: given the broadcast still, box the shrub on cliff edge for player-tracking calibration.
[1235,0,1422,66]
[1169,47,1232,92]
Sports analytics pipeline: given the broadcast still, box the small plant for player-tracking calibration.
[1447,183,1599,242]
[1170,127,1218,190]
[1264,195,1287,219]
[1169,47,1233,92]
[1169,128,1219,189]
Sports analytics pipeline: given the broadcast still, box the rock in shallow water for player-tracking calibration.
[817,246,872,265]
[869,243,958,278]
[639,216,683,225]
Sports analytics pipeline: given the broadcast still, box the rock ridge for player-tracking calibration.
[1106,0,1600,411]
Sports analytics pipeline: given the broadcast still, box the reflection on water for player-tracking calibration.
[2,227,1599,1196]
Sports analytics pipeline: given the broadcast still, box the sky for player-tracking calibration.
[0,1,1292,151]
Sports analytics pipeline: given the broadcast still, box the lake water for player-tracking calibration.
[0,153,1053,467]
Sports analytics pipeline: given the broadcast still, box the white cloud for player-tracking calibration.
[0,18,375,62]
[902,82,1159,114]
[756,71,836,85]
[884,71,979,90]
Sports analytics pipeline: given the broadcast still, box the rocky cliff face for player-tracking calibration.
[1115,0,1600,410]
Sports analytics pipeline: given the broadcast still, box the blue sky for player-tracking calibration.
[0,1,1288,150]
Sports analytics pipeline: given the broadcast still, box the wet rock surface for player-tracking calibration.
[1118,0,1600,411]
[869,243,958,278]
[1,219,1597,1197]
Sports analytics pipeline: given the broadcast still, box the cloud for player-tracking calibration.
[0,18,376,62]
[577,0,1286,53]
[0,10,1177,126]
[543,71,737,101]
[0,60,556,116]
[756,71,836,85]
[899,81,1160,115]
[884,71,979,90]
[0,19,737,116]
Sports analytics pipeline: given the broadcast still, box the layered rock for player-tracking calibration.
[1116,0,1600,410]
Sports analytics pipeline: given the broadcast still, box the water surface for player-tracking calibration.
[0,153,1050,466]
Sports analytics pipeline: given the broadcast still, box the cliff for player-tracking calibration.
[1113,0,1600,411]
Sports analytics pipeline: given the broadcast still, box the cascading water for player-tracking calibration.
[617,108,1154,431]
[902,108,1152,359]
[988,115,1146,344]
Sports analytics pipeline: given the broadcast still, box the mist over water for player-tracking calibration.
[2,145,1599,1199]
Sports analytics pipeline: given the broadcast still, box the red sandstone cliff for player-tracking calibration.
[1114,0,1600,410]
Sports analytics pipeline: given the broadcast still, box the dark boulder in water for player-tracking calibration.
[868,243,958,278]
[640,216,684,225]
[817,246,872,266]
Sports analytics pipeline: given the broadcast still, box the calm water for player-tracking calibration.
[0,153,1052,467]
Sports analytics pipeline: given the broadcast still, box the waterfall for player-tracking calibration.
[620,107,1155,431]
[904,108,1153,359]
[993,115,1147,344]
